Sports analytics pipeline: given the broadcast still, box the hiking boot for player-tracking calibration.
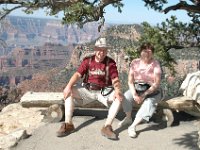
[118,117,132,128]
[56,123,75,137]
[101,125,117,140]
[128,126,137,138]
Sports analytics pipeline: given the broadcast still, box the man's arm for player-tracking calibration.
[63,72,81,99]
[112,77,123,101]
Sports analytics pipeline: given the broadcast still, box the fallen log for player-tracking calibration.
[158,96,200,117]
[20,92,200,124]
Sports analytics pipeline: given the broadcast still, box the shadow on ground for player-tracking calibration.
[73,108,198,126]
[173,131,199,150]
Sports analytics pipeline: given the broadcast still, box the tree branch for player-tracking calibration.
[0,5,22,20]
[163,1,200,14]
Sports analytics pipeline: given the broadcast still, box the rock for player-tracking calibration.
[194,121,200,149]
[198,131,200,149]
[20,91,64,107]
[20,91,107,109]
[0,103,46,149]
[0,129,28,149]
[0,103,46,135]
[180,71,200,102]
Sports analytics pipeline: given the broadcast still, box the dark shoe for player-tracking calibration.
[101,125,117,140]
[56,123,75,137]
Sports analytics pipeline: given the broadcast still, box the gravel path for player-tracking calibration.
[12,111,199,150]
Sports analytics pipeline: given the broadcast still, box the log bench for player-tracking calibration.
[20,91,200,126]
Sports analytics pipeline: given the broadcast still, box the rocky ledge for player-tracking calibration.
[0,103,46,149]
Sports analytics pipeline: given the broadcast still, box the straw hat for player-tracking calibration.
[94,38,109,50]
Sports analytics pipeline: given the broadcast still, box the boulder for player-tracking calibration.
[0,103,46,149]
[180,71,200,102]
[194,121,200,149]
[20,91,107,109]
[0,103,45,135]
[0,129,28,149]
[20,91,64,107]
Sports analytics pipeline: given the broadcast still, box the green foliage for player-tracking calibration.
[125,46,140,61]
[143,0,168,11]
[160,76,184,99]
[112,1,124,13]
[125,22,177,75]
[0,0,200,31]
[119,71,128,92]
[125,16,200,75]
[158,16,200,47]
[61,2,94,26]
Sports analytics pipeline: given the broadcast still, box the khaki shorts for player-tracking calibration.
[72,84,115,107]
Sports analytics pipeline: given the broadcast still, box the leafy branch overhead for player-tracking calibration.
[0,0,200,30]
[144,0,200,14]
[0,0,124,31]
[125,15,200,75]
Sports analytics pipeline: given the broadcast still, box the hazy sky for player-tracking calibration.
[10,0,191,25]
[105,0,191,25]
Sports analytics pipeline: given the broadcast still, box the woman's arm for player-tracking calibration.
[142,64,162,97]
[128,71,137,98]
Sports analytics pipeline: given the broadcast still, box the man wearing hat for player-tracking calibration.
[56,37,123,140]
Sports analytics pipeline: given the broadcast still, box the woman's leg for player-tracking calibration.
[128,93,162,137]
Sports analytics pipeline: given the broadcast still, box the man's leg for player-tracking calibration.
[118,89,133,127]
[57,86,83,137]
[101,97,121,140]
[64,96,74,124]
[105,99,121,126]
[56,96,75,137]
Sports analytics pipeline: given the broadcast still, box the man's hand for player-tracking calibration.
[63,72,81,99]
[111,77,123,101]
[63,86,72,100]
[114,90,123,101]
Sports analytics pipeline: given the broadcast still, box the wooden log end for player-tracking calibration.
[45,104,65,123]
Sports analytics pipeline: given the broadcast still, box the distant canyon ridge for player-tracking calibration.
[0,16,139,87]
[0,16,199,88]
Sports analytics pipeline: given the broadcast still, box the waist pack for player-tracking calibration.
[134,82,160,97]
[134,82,150,93]
[82,82,114,96]
[83,82,102,90]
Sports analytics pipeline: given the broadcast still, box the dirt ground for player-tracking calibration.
[12,110,199,150]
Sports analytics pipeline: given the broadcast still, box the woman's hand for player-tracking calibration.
[133,94,144,104]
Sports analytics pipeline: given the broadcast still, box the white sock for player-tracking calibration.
[130,117,143,129]
[105,100,121,126]
[64,97,74,124]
